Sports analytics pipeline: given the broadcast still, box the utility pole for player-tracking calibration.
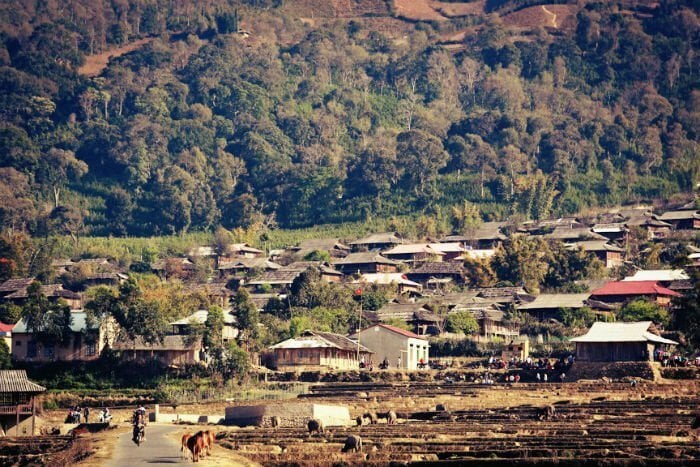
[356,287,362,364]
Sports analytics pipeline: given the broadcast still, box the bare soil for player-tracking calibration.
[502,4,579,31]
[78,38,154,77]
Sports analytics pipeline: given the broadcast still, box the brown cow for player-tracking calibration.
[202,430,215,456]
[181,433,192,459]
[187,431,205,462]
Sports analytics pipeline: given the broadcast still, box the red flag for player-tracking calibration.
[354,287,363,296]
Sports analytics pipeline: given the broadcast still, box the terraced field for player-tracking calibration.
[220,380,700,465]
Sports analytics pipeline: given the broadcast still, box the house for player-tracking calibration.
[427,243,466,261]
[0,370,45,436]
[374,302,432,324]
[441,221,507,249]
[12,311,116,362]
[589,281,681,307]
[187,282,237,309]
[591,223,628,242]
[544,227,608,242]
[476,287,531,305]
[228,243,265,258]
[657,210,700,230]
[472,308,519,341]
[622,269,690,288]
[217,257,281,280]
[51,259,75,275]
[170,309,238,343]
[566,240,624,268]
[333,252,399,274]
[406,262,466,288]
[3,284,82,311]
[0,278,35,298]
[81,272,129,288]
[349,324,429,370]
[354,273,422,294]
[517,293,592,321]
[268,330,372,371]
[112,335,204,366]
[247,262,342,292]
[292,238,351,259]
[348,232,403,252]
[570,321,677,362]
[383,244,445,265]
[625,216,672,240]
[151,257,196,279]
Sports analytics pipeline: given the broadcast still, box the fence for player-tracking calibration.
[162,382,310,405]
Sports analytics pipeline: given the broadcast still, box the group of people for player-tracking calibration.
[487,355,575,372]
[655,350,699,367]
[66,406,88,424]
[132,405,148,444]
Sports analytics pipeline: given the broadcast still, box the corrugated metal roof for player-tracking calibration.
[384,244,445,255]
[333,252,399,266]
[269,330,372,352]
[351,323,427,341]
[354,273,421,287]
[570,321,678,344]
[13,311,91,334]
[622,270,690,282]
[591,281,681,297]
[0,370,46,393]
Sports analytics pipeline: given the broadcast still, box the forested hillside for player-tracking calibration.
[0,0,698,238]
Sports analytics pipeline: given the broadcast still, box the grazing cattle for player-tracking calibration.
[272,416,281,428]
[387,410,397,425]
[187,431,205,462]
[341,435,363,453]
[308,418,324,435]
[181,433,191,459]
[436,404,447,412]
[363,412,378,424]
[356,416,365,426]
[202,430,215,456]
[691,415,700,429]
[536,405,556,421]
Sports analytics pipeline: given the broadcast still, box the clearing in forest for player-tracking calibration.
[78,38,154,77]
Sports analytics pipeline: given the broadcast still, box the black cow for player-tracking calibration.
[341,435,363,453]
[308,418,324,434]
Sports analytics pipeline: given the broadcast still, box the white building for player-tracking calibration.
[350,324,429,370]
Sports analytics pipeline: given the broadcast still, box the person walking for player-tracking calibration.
[397,355,402,369]
[83,406,90,423]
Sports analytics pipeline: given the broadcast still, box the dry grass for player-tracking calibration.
[394,0,448,21]
[433,0,485,18]
[168,427,261,466]
[502,4,579,31]
[78,38,154,77]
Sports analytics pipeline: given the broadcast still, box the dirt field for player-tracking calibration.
[394,0,448,21]
[502,4,579,31]
[78,38,154,77]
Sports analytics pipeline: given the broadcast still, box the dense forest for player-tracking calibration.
[0,0,698,239]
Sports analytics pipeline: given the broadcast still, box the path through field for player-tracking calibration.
[541,5,558,28]
[105,424,186,466]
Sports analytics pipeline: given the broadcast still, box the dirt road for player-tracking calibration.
[105,423,186,466]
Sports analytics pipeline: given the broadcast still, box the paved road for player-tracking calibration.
[105,423,186,466]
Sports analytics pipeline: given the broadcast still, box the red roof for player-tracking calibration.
[0,322,14,333]
[591,281,681,297]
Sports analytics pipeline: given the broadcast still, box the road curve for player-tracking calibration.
[105,423,187,466]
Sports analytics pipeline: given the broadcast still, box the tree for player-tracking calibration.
[491,236,550,293]
[396,130,448,195]
[671,269,700,348]
[204,305,225,355]
[451,200,481,237]
[234,288,260,350]
[38,148,88,208]
[619,299,670,327]
[222,341,250,381]
[446,311,479,335]
[0,340,10,369]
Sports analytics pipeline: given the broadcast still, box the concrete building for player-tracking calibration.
[570,321,677,362]
[349,324,429,370]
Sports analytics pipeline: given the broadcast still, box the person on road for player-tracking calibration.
[83,406,90,423]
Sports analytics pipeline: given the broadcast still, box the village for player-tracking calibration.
[0,200,699,464]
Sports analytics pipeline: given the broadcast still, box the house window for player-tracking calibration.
[43,345,54,358]
[86,343,96,356]
[27,341,37,358]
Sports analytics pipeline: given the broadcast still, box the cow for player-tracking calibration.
[691,415,700,429]
[363,412,378,424]
[356,416,365,426]
[308,418,324,435]
[187,431,205,462]
[202,430,215,456]
[272,416,281,428]
[436,404,447,412]
[341,435,362,453]
[387,410,397,425]
[536,405,556,421]
[181,433,192,459]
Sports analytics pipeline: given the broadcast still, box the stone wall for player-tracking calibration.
[225,402,351,428]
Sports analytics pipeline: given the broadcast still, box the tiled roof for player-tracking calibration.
[567,240,624,252]
[0,321,14,333]
[333,252,399,266]
[349,232,402,245]
[218,258,281,270]
[0,370,46,393]
[545,227,607,241]
[408,262,465,275]
[384,244,445,256]
[657,210,699,221]
[591,281,681,297]
[0,278,35,293]
[517,293,591,310]
[570,321,678,344]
